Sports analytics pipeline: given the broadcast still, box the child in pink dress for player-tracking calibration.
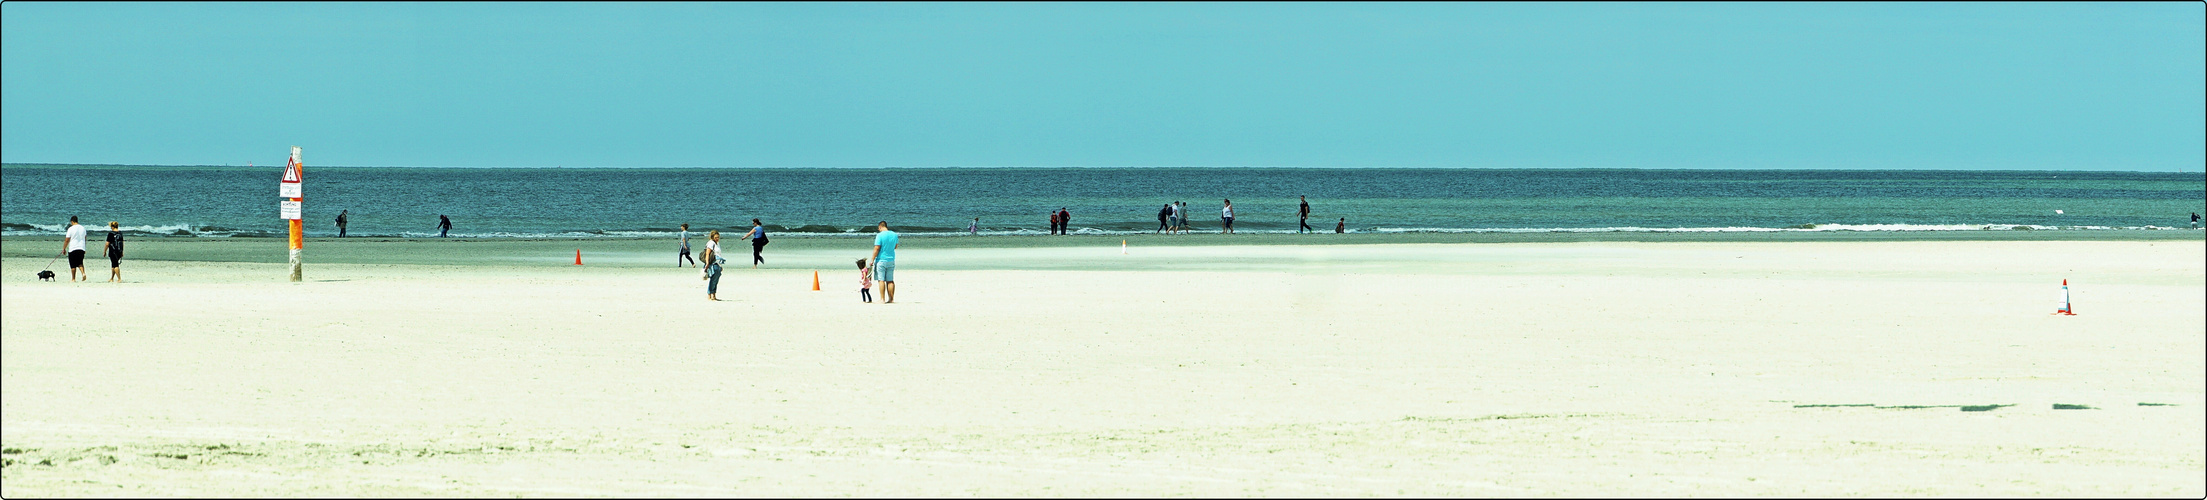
[857,258,873,303]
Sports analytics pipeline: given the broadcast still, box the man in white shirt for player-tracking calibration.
[1171,201,1186,234]
[61,216,88,282]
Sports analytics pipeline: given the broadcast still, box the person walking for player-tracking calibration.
[969,217,980,236]
[1220,199,1236,234]
[104,221,126,283]
[701,230,725,301]
[61,216,87,282]
[857,258,874,303]
[740,218,769,268]
[1157,203,1173,234]
[436,215,452,238]
[677,223,696,267]
[1298,196,1312,234]
[1336,217,1346,233]
[336,210,349,238]
[870,221,901,304]
[1173,201,1188,234]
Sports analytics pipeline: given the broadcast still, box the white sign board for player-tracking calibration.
[280,200,302,220]
[280,182,302,198]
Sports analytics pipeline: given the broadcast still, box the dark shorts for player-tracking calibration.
[1223,217,1234,228]
[68,250,85,268]
[109,254,122,268]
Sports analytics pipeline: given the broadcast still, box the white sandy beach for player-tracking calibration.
[2,239,2202,496]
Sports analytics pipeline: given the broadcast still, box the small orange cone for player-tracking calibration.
[574,249,583,265]
[812,270,820,291]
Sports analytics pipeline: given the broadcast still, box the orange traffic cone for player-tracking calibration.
[812,270,820,291]
[2053,279,2075,315]
[574,249,582,265]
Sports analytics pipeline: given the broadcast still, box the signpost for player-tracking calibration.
[282,147,304,282]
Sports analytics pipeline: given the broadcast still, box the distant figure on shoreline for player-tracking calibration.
[1220,199,1235,234]
[1058,208,1072,235]
[701,230,724,301]
[104,221,125,283]
[2193,212,2201,229]
[1335,217,1346,234]
[62,216,87,282]
[1047,210,1060,235]
[1298,196,1312,234]
[1174,201,1189,234]
[870,221,900,304]
[856,258,873,303]
[336,210,349,238]
[740,219,769,268]
[1165,201,1179,234]
[677,223,695,267]
[436,215,452,238]
[969,217,980,236]
[1157,203,1172,234]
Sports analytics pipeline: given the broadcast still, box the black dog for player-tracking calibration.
[36,270,56,281]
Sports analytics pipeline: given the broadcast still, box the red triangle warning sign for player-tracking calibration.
[282,162,302,183]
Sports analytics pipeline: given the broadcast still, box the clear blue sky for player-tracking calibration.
[4,2,2201,170]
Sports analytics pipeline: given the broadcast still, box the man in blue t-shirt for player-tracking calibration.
[870,221,901,304]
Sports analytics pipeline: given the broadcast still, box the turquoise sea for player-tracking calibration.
[3,165,2202,238]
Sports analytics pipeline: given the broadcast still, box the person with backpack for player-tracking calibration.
[740,219,770,268]
[1165,202,1182,234]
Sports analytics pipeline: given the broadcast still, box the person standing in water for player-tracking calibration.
[104,221,125,283]
[870,221,901,304]
[739,219,769,268]
[335,210,349,238]
[436,215,452,238]
[1298,196,1312,234]
[1220,199,1235,234]
[701,230,725,301]
[677,223,696,267]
